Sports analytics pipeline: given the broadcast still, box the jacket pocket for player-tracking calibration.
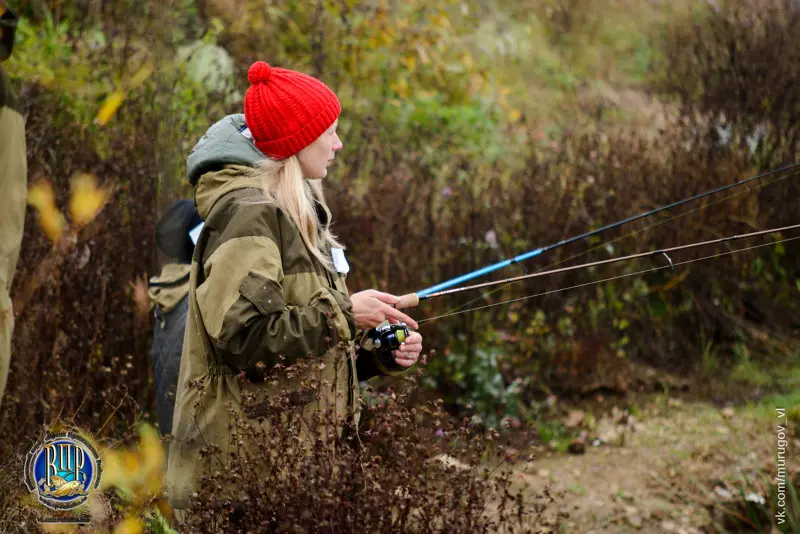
[238,272,285,316]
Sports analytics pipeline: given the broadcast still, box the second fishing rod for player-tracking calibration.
[388,163,800,309]
[390,223,800,309]
[410,163,800,299]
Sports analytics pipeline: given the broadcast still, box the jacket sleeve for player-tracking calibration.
[195,203,356,375]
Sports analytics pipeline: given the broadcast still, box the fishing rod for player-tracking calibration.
[418,233,800,324]
[393,223,800,308]
[432,167,800,320]
[411,163,800,302]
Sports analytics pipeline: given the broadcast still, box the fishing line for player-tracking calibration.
[431,169,800,317]
[420,223,800,300]
[418,234,800,324]
[416,163,800,298]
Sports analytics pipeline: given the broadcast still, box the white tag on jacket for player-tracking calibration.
[189,222,204,245]
[331,247,350,274]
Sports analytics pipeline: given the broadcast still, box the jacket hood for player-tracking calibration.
[194,165,264,220]
[148,263,192,313]
[186,114,265,186]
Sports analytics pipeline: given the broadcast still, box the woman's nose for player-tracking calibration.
[333,133,343,151]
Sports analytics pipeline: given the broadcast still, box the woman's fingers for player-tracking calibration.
[393,352,418,367]
[393,332,423,367]
[394,358,416,367]
[369,291,400,305]
[382,304,418,329]
[397,332,422,350]
[350,290,419,329]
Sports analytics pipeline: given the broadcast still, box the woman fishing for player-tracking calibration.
[166,61,423,514]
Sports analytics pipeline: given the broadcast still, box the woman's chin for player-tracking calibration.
[305,169,328,180]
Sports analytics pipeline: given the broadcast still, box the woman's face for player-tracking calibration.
[298,120,343,179]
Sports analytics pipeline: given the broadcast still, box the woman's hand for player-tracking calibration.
[393,331,423,367]
[350,290,419,330]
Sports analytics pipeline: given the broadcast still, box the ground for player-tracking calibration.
[510,394,799,533]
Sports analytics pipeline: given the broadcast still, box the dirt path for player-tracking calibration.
[511,398,798,533]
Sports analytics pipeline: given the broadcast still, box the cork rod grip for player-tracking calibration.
[394,292,420,310]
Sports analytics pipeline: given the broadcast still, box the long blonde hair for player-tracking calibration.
[246,156,344,272]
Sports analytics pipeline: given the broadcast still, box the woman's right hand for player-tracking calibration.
[349,290,419,331]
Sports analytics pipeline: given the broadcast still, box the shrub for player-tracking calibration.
[653,0,800,167]
[177,361,547,533]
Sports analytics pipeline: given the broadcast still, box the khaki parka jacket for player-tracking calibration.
[166,115,401,510]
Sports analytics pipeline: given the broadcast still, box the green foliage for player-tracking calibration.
[749,389,800,432]
[145,508,179,534]
[731,342,774,387]
[423,336,528,431]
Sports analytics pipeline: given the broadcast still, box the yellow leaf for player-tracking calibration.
[405,55,416,72]
[390,79,409,98]
[509,109,522,123]
[39,209,67,243]
[27,180,57,211]
[462,53,473,70]
[138,423,165,476]
[122,450,141,474]
[113,517,144,534]
[99,450,123,491]
[95,90,127,126]
[28,181,66,243]
[69,173,109,226]
[155,497,173,521]
[99,423,167,499]
[128,60,155,88]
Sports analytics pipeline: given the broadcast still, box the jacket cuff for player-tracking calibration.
[313,287,354,343]
[327,288,356,339]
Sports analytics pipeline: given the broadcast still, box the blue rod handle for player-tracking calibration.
[417,249,543,297]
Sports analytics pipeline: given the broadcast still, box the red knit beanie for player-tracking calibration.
[244,61,341,160]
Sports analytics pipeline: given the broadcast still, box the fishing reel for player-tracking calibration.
[361,323,409,354]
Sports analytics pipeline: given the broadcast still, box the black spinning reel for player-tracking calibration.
[361,323,409,354]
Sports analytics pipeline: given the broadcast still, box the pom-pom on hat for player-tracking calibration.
[244,61,341,160]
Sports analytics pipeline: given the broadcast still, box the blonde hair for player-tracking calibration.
[246,156,344,271]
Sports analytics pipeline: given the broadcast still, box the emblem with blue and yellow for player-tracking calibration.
[24,430,103,510]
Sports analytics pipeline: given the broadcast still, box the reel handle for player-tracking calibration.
[394,292,419,310]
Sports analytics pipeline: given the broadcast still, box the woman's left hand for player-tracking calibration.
[393,331,423,367]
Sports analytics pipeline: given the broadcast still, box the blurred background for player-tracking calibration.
[2,0,800,532]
